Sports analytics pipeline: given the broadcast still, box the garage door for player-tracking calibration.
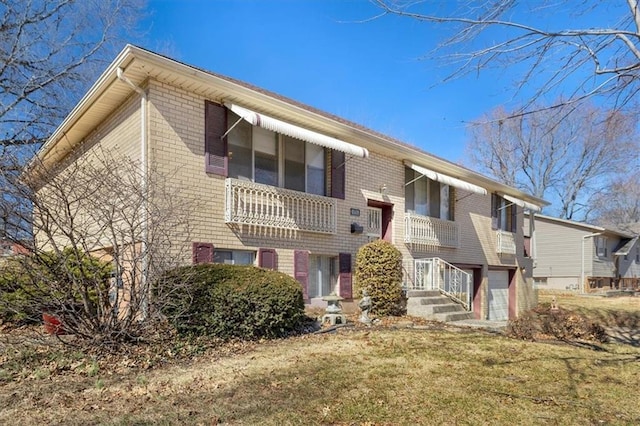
[488,270,509,321]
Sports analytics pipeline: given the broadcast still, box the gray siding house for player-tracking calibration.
[525,214,640,292]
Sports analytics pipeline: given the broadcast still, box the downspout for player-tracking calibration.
[116,67,149,319]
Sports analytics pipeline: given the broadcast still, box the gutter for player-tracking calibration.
[116,66,149,318]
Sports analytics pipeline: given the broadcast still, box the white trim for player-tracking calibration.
[503,194,542,212]
[225,103,369,159]
[405,162,487,196]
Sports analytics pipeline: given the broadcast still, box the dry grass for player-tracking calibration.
[1,295,640,425]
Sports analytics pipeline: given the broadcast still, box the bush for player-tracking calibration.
[0,249,113,327]
[507,304,607,343]
[156,263,307,340]
[354,239,404,317]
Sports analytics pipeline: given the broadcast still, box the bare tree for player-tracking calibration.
[466,101,638,220]
[375,0,640,114]
[0,0,144,148]
[592,175,640,233]
[0,148,196,343]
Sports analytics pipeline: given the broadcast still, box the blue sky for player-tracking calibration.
[138,1,565,165]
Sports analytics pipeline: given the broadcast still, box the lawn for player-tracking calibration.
[1,293,639,425]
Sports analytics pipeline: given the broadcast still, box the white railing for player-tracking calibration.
[404,212,458,250]
[366,207,382,240]
[225,178,337,234]
[496,230,517,255]
[403,257,472,310]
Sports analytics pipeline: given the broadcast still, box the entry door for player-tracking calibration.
[488,270,509,321]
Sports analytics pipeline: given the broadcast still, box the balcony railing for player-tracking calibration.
[404,212,458,250]
[225,178,337,234]
[496,230,517,255]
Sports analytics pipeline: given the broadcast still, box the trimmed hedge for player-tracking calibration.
[354,239,404,316]
[157,263,307,340]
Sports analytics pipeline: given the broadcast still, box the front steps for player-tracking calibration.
[406,290,474,323]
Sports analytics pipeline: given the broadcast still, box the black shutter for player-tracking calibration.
[448,186,456,221]
[510,203,518,233]
[294,250,309,302]
[338,253,352,299]
[258,248,277,270]
[205,101,228,175]
[192,242,214,264]
[331,150,345,199]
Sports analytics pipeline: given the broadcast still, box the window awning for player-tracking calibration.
[405,162,487,196]
[503,194,542,212]
[225,103,369,159]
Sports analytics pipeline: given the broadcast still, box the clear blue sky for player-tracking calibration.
[138,1,548,165]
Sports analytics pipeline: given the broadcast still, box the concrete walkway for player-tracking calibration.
[453,319,509,332]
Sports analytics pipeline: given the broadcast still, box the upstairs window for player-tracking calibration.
[595,236,608,258]
[226,111,327,196]
[404,167,454,220]
[491,194,517,232]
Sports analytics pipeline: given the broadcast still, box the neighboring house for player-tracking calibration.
[31,45,547,321]
[525,213,640,292]
[0,239,29,264]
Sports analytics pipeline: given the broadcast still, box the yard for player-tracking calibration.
[1,291,639,425]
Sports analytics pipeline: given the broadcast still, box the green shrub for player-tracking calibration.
[354,239,404,316]
[0,249,113,326]
[156,264,307,340]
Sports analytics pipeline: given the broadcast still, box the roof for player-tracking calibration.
[34,45,548,208]
[528,213,636,239]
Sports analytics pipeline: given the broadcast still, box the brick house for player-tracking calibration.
[33,45,547,321]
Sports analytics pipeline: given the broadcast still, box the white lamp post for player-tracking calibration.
[581,232,603,293]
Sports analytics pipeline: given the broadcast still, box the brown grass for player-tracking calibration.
[1,295,640,425]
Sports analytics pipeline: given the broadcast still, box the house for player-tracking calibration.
[31,45,547,321]
[525,213,640,292]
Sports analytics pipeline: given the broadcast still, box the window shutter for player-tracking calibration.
[524,236,531,258]
[510,203,518,233]
[448,187,456,221]
[294,250,309,302]
[491,194,499,230]
[331,150,346,199]
[338,253,352,299]
[192,242,214,264]
[258,248,277,270]
[205,101,228,175]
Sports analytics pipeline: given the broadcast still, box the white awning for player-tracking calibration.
[405,162,487,195]
[503,195,542,212]
[225,103,369,159]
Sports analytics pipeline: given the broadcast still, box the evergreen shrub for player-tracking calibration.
[354,239,404,316]
[157,263,307,340]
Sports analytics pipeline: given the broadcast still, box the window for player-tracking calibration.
[491,194,517,232]
[308,255,338,298]
[213,250,255,265]
[595,236,608,258]
[404,167,454,220]
[227,112,326,195]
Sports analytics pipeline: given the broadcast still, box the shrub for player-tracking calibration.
[0,249,113,327]
[156,263,307,340]
[354,239,404,317]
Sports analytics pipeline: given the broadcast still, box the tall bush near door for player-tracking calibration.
[354,239,404,316]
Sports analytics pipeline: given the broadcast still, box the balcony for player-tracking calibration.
[404,212,458,250]
[496,229,517,255]
[225,178,337,234]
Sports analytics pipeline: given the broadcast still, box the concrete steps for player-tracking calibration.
[406,290,474,323]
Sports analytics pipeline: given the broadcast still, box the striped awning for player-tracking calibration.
[405,162,487,195]
[225,103,369,159]
[503,194,542,212]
